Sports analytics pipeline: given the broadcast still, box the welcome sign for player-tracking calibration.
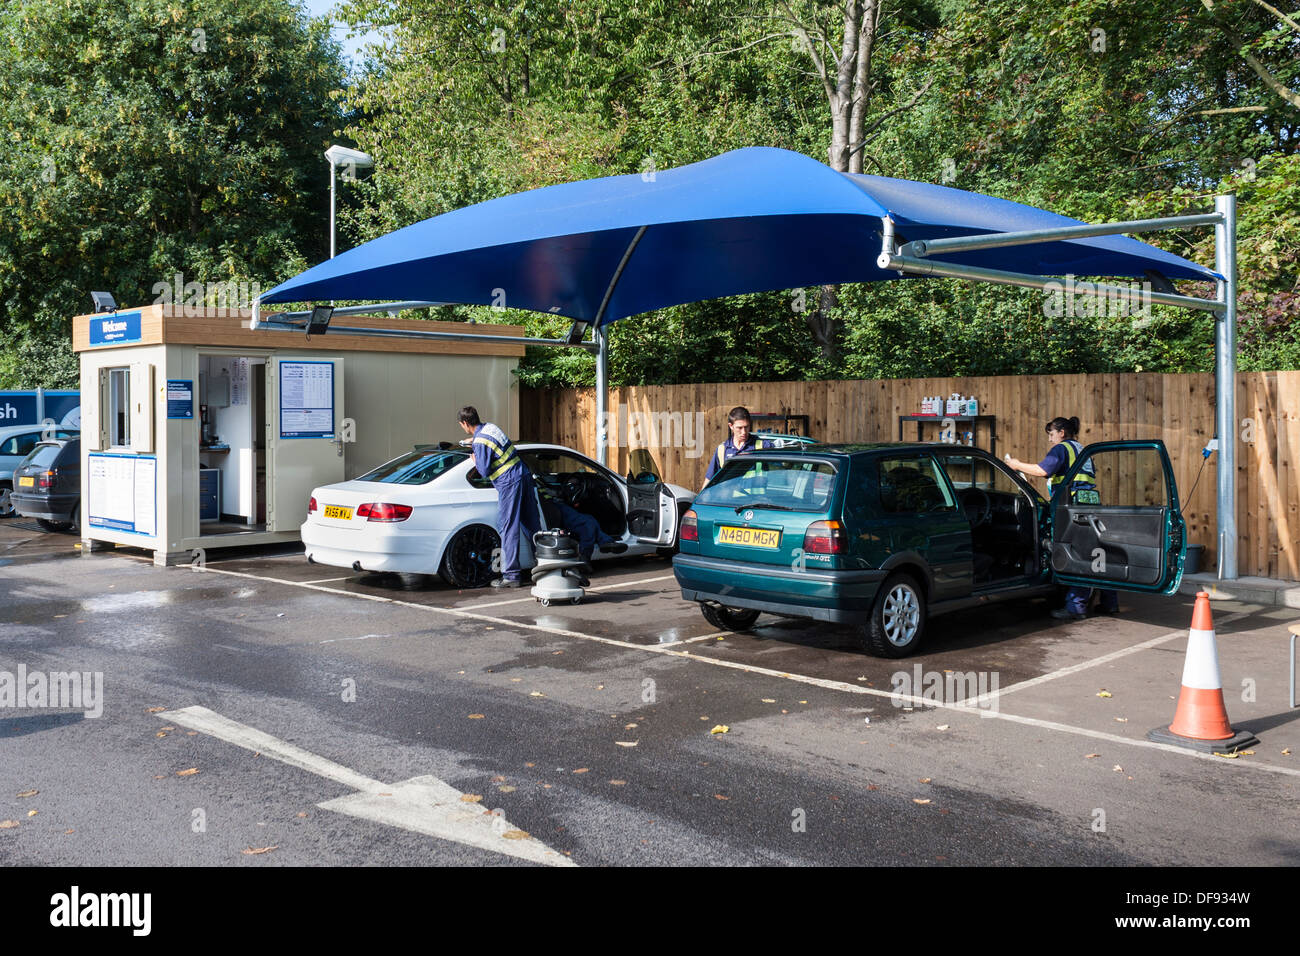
[88,311,143,346]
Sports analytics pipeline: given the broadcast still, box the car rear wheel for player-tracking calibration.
[37,518,73,532]
[438,524,501,589]
[862,573,926,658]
[70,504,81,534]
[701,603,760,632]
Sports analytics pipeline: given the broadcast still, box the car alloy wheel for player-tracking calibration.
[862,572,927,658]
[439,524,501,589]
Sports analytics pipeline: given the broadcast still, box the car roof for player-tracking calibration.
[739,441,993,457]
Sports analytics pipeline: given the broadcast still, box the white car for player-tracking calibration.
[301,443,695,587]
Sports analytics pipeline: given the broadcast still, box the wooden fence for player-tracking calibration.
[521,372,1300,582]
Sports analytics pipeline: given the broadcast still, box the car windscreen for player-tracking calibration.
[357,449,470,485]
[23,443,62,470]
[695,457,838,513]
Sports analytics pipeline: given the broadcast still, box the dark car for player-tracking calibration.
[12,437,81,532]
[673,441,1186,657]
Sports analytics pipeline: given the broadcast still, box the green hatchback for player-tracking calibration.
[673,442,1186,657]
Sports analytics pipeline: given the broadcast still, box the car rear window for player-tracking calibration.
[24,443,62,469]
[357,449,469,484]
[696,458,838,512]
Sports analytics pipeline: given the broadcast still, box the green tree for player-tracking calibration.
[0,0,350,388]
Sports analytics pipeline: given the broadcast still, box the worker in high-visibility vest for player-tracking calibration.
[457,405,541,588]
[1006,415,1119,620]
[703,406,773,486]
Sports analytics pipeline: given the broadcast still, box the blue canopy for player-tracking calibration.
[261,147,1219,326]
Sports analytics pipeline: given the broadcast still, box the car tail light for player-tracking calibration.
[357,502,413,522]
[309,496,318,513]
[37,470,55,490]
[803,520,845,554]
[680,509,698,541]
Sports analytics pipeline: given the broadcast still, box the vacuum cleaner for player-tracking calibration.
[529,529,592,607]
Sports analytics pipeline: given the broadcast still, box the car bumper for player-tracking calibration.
[12,493,77,522]
[301,522,446,574]
[673,553,888,623]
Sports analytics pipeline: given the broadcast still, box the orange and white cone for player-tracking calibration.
[1147,592,1257,753]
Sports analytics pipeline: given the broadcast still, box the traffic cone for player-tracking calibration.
[1147,592,1257,753]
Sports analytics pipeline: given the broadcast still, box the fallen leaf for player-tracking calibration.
[1096,691,1112,698]
[529,692,546,698]
[0,820,18,829]
[16,790,37,798]
[552,650,563,655]
[1283,749,1292,756]
[866,784,879,791]
[509,678,522,683]
[1112,765,1123,772]
[936,724,949,731]
[1213,751,1241,759]
[176,768,199,776]
[913,798,931,805]
[160,726,175,732]
[1241,750,1255,756]
[856,676,868,681]
[919,777,931,784]
[699,716,709,721]
[1114,717,1128,723]
[501,830,530,840]
[710,725,729,735]
[542,784,553,789]
[241,846,278,855]
[26,810,37,817]
[498,785,517,793]
[714,794,730,800]
[491,775,506,783]
[596,684,605,690]
[609,780,627,786]
[467,714,485,719]
[799,700,808,704]
[525,762,535,768]
[615,741,638,748]
[145,707,166,713]
[1085,753,1100,759]
[624,723,638,729]
[761,699,776,704]
[460,794,484,803]
[296,812,308,818]
[64,829,74,834]
[572,768,589,774]
[156,732,167,738]
[153,775,165,780]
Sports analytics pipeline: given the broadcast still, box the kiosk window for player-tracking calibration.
[109,367,131,448]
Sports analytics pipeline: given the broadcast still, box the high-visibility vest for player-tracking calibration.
[1048,439,1097,495]
[472,424,522,481]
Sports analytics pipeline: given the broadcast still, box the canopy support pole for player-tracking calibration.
[593,225,648,466]
[1215,194,1238,579]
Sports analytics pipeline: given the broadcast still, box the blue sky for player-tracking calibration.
[301,0,384,69]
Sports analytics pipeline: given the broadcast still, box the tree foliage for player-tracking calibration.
[0,0,349,387]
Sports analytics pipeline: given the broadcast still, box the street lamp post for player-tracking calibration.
[325,145,374,259]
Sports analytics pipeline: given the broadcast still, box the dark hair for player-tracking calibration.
[1046,416,1080,438]
[458,406,481,426]
[727,406,753,424]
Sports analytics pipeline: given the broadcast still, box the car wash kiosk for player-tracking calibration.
[73,303,524,565]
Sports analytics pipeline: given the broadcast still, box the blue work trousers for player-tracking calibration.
[495,468,542,581]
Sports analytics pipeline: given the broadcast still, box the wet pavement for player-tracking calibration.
[2,516,1299,870]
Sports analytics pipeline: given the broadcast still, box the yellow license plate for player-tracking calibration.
[718,525,781,549]
[18,476,35,487]
[323,505,353,520]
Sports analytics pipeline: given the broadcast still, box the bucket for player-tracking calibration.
[1184,544,1204,575]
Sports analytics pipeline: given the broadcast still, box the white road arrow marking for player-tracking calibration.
[163,705,575,867]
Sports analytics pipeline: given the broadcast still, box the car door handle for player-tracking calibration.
[1087,515,1106,536]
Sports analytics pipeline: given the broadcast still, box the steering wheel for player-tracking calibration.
[962,488,992,527]
[563,476,588,509]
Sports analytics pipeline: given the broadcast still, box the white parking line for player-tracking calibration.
[303,576,354,584]
[185,563,1300,780]
[162,705,575,866]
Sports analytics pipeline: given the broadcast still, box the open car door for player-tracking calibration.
[1049,440,1185,594]
[625,448,679,546]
